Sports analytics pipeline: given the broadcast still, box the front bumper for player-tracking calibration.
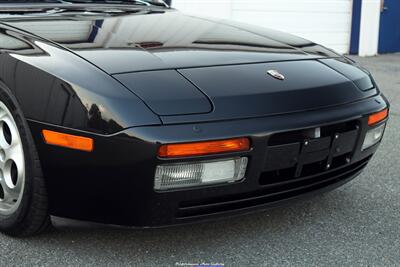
[28,94,389,227]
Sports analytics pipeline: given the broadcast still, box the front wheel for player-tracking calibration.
[0,86,50,237]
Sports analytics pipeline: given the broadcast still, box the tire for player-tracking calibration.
[0,84,50,237]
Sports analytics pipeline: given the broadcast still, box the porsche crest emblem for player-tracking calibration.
[267,70,285,80]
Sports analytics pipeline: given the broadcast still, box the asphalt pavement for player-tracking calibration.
[0,54,399,267]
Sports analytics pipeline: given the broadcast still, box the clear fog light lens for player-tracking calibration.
[154,157,248,190]
[362,123,385,150]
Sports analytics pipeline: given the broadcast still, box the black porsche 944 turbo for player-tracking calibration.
[0,0,389,236]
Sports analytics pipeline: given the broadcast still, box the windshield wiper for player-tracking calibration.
[0,0,169,15]
[60,0,169,7]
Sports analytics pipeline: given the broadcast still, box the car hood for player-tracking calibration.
[3,8,376,124]
[5,9,341,73]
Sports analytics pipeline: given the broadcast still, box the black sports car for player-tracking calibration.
[0,0,389,236]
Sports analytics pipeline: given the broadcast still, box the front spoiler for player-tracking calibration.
[53,167,364,229]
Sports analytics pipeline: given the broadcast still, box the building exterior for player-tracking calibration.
[173,0,400,56]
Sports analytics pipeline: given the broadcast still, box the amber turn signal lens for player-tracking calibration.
[42,130,94,152]
[158,138,250,158]
[368,108,388,126]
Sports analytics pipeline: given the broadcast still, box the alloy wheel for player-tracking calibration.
[0,101,25,216]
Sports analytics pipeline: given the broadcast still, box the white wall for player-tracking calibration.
[359,0,381,56]
[173,0,353,54]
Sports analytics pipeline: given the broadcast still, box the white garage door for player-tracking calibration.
[172,0,353,54]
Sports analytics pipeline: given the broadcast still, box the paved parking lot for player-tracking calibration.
[0,55,399,267]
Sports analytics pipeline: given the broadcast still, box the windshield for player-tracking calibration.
[0,0,170,7]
